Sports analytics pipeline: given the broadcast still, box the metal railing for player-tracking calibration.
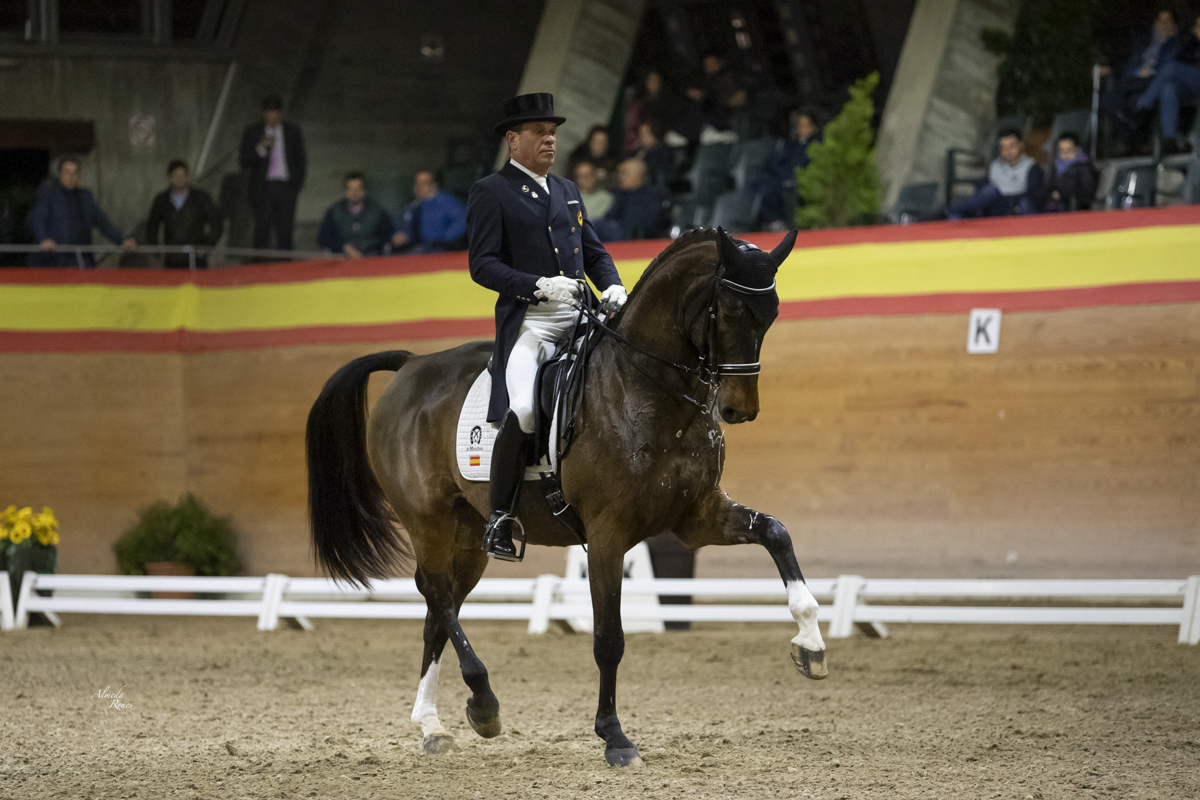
[0,244,344,271]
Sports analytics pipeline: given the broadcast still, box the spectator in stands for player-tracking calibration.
[700,53,747,139]
[948,128,1043,219]
[239,94,306,251]
[760,109,821,231]
[632,119,675,187]
[596,157,671,242]
[625,71,663,155]
[1135,12,1200,155]
[26,154,136,267]
[573,161,614,219]
[625,71,693,153]
[317,172,393,258]
[145,159,223,269]
[568,125,620,186]
[1101,7,1179,155]
[1041,133,1098,212]
[392,170,467,254]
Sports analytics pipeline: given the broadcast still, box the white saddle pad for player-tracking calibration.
[456,368,555,482]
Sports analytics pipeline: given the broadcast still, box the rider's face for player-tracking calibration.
[507,122,557,174]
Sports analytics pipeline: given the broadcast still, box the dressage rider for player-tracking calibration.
[467,93,627,561]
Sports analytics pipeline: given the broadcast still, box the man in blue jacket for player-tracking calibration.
[26,155,136,267]
[392,171,468,254]
[466,92,626,561]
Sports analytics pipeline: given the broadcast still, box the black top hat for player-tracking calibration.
[494,93,566,136]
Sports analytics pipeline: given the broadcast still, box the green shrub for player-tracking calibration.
[796,72,881,230]
[114,494,241,576]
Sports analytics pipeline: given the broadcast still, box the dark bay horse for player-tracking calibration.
[306,228,827,768]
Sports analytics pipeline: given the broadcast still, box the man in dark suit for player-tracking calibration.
[145,159,224,268]
[467,92,626,561]
[26,155,137,267]
[239,94,306,251]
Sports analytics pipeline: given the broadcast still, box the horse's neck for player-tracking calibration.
[615,257,709,365]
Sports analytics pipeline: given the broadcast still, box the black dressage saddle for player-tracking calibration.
[523,302,605,545]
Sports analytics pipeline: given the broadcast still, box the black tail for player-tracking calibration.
[306,350,414,586]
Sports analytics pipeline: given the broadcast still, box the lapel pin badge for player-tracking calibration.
[522,185,529,193]
[532,191,539,198]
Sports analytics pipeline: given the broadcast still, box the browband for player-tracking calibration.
[720,278,777,295]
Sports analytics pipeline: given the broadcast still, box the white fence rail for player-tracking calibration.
[3,571,1198,644]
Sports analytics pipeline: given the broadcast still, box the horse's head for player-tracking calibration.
[709,227,796,424]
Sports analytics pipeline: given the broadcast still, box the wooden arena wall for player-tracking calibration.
[2,209,1198,579]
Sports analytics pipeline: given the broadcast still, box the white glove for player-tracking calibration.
[600,284,627,313]
[534,276,581,303]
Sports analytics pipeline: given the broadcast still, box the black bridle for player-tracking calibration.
[589,268,776,414]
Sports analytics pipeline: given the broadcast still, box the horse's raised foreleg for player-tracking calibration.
[675,491,827,679]
[587,546,644,767]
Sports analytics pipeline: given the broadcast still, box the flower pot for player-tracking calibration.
[145,562,195,599]
[4,542,57,626]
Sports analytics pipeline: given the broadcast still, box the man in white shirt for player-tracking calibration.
[238,95,307,250]
[948,128,1044,219]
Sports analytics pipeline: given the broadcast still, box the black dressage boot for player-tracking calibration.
[482,411,529,562]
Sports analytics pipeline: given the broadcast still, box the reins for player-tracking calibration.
[576,259,777,415]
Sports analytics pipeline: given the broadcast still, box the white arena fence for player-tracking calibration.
[2,571,1198,645]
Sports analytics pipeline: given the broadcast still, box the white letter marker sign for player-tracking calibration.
[967,308,1001,354]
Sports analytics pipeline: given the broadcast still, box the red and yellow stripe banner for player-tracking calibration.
[2,207,1199,353]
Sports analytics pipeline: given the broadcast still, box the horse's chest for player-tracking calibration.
[628,424,723,499]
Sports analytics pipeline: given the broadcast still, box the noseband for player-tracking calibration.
[699,276,777,379]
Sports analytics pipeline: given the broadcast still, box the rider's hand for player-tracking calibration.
[600,284,627,314]
[534,276,581,303]
[39,238,57,251]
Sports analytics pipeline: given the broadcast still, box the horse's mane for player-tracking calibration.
[633,228,718,288]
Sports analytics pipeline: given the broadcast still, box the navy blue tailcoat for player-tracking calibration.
[467,161,621,421]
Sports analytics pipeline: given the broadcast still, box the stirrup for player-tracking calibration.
[482,513,526,563]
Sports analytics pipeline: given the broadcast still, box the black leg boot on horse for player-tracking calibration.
[482,410,529,562]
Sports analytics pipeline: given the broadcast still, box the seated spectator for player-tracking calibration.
[1135,12,1200,154]
[573,161,614,219]
[1041,133,1098,212]
[700,53,745,134]
[145,159,223,269]
[596,158,671,242]
[568,125,620,186]
[26,154,136,267]
[948,128,1043,219]
[317,172,393,258]
[632,119,675,187]
[1101,7,1178,154]
[760,108,821,231]
[392,170,467,254]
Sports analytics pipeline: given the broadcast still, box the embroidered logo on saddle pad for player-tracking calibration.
[456,369,553,482]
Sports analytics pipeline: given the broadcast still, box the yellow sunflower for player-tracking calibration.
[10,519,32,545]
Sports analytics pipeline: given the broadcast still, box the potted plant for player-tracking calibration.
[1,505,60,622]
[114,494,241,598]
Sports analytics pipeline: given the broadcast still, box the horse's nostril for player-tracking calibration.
[721,406,739,423]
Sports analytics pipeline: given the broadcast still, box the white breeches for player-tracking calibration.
[506,299,579,433]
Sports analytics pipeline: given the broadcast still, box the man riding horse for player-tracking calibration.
[466,93,628,561]
[306,97,827,767]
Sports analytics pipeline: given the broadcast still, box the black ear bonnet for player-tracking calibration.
[715,228,798,324]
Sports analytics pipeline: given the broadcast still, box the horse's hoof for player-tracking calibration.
[465,703,502,738]
[791,643,828,679]
[422,734,458,755]
[605,747,645,768]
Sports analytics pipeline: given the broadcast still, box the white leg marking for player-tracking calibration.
[787,581,825,652]
[411,659,450,738]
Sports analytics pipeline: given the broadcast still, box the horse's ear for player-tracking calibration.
[768,230,798,271]
[716,226,742,274]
